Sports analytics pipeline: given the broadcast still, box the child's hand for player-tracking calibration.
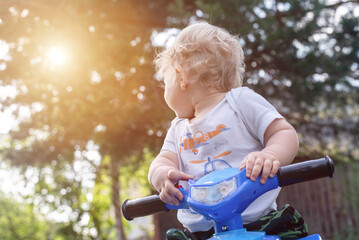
[240,151,280,184]
[159,169,194,206]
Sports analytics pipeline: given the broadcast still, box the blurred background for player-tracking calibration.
[0,0,358,239]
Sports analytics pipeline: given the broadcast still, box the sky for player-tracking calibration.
[0,40,14,134]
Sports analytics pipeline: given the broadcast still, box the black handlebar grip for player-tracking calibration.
[277,155,334,187]
[122,195,169,221]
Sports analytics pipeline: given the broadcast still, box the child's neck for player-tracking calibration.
[189,89,226,123]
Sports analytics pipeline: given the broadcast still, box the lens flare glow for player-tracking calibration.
[47,47,66,65]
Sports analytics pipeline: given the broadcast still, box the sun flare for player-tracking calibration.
[47,46,66,65]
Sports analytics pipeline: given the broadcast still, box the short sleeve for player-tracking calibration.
[236,87,283,145]
[161,120,178,153]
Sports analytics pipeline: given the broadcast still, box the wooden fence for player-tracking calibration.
[277,162,359,240]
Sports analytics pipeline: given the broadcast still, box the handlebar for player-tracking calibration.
[122,195,168,220]
[277,155,334,187]
[122,156,334,221]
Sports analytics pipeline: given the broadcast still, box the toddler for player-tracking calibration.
[148,22,300,239]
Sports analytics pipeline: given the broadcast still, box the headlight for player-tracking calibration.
[191,177,237,205]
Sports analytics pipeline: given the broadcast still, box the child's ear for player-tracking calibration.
[179,78,188,91]
[175,64,189,91]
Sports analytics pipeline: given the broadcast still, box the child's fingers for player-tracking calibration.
[178,171,195,181]
[159,169,194,206]
[245,156,255,178]
[168,169,194,183]
[260,159,273,184]
[167,169,182,183]
[243,152,280,183]
[270,160,280,178]
[167,183,184,201]
[159,189,180,206]
[250,157,264,181]
[239,159,247,170]
[160,180,182,205]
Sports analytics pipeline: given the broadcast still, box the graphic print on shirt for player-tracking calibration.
[190,151,233,174]
[179,124,230,155]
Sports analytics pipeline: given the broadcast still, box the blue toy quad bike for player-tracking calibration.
[122,156,334,240]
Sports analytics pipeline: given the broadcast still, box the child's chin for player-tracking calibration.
[175,111,194,119]
[177,114,194,119]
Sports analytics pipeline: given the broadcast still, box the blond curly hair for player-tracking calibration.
[154,21,245,91]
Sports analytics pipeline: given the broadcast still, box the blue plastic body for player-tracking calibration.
[165,168,322,240]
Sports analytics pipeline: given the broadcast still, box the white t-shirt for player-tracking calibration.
[161,87,284,232]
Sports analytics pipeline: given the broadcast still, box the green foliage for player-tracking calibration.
[119,149,156,238]
[120,148,155,196]
[1,0,171,238]
[33,161,97,239]
[89,155,115,240]
[0,193,47,240]
[88,150,155,239]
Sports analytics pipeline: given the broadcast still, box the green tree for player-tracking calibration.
[0,192,47,240]
[0,0,172,239]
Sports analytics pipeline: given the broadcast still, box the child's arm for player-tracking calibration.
[240,118,299,184]
[148,150,194,205]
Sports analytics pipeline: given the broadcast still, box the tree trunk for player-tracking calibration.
[111,158,126,240]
